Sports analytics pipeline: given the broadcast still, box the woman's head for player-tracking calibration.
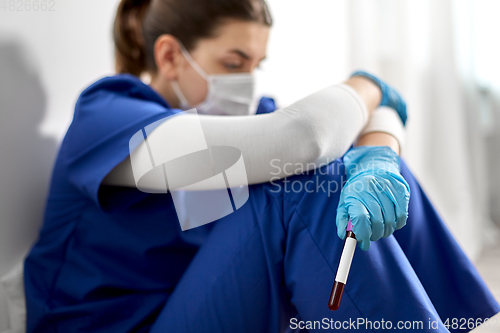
[113,0,272,109]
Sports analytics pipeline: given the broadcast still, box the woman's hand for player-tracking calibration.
[350,70,408,126]
[336,146,410,251]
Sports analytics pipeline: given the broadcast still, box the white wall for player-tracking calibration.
[0,1,120,330]
[255,0,350,106]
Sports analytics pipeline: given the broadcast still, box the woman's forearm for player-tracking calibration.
[344,76,382,114]
[356,132,400,155]
[346,76,404,155]
[180,83,371,186]
[354,105,405,156]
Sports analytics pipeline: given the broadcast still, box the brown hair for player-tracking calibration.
[113,0,273,77]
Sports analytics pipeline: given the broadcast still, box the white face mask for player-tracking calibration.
[171,42,257,116]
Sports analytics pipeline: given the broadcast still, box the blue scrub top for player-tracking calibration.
[23,74,277,332]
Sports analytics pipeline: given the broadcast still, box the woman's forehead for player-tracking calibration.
[197,20,269,60]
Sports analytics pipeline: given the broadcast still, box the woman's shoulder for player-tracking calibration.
[60,74,180,164]
[81,73,146,96]
[75,73,171,114]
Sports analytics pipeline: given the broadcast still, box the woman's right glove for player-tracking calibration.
[351,70,408,126]
[336,146,410,251]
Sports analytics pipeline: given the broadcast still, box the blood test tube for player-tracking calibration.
[328,219,356,311]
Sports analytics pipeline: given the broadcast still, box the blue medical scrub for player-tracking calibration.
[24,74,500,333]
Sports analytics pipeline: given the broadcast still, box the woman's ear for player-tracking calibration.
[154,35,183,81]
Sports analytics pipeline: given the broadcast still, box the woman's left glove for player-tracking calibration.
[336,146,410,251]
[350,70,407,126]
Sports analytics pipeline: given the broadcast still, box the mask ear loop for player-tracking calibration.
[177,41,209,81]
[171,80,190,109]
[172,40,208,108]
[172,40,214,112]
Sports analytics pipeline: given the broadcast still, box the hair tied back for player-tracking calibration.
[113,0,152,76]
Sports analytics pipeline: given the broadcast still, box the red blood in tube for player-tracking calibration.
[328,230,356,311]
[328,280,345,311]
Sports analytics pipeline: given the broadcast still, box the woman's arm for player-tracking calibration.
[347,75,402,155]
[357,132,400,155]
[102,77,399,190]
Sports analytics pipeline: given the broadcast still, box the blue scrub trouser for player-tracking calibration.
[149,159,500,333]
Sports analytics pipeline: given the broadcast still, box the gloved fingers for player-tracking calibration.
[369,206,384,242]
[379,176,409,231]
[394,200,409,230]
[392,180,410,230]
[362,194,384,242]
[398,97,407,125]
[346,199,372,251]
[383,216,396,238]
[336,199,349,240]
[375,187,397,238]
[383,82,407,126]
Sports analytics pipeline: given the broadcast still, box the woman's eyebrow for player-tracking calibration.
[228,49,250,60]
[228,49,267,62]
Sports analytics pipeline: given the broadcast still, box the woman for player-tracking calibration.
[24,0,499,332]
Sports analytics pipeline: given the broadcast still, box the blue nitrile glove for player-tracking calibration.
[256,96,277,114]
[350,70,407,126]
[336,146,410,251]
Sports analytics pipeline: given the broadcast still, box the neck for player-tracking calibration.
[149,73,180,108]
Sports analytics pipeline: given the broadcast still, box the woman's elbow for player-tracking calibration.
[284,115,326,165]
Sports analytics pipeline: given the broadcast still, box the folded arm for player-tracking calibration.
[103,77,402,190]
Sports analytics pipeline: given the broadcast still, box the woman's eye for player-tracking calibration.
[224,63,241,71]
